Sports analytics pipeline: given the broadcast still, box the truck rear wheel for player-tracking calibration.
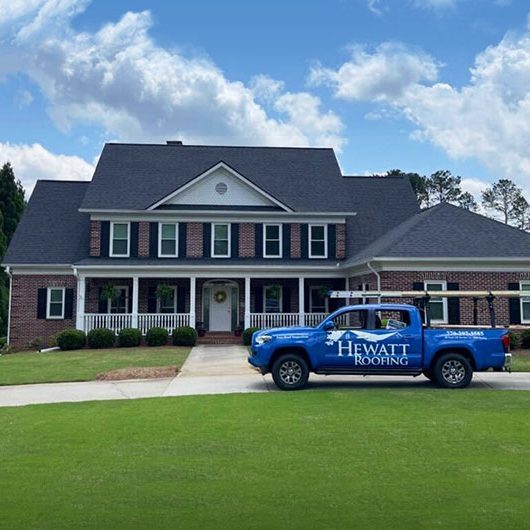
[433,353,473,389]
[271,354,309,391]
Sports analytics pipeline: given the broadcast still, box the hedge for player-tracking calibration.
[146,327,168,347]
[87,328,115,349]
[242,327,260,346]
[118,328,142,348]
[172,326,198,346]
[56,329,86,350]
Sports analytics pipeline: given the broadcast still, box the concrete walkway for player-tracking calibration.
[0,345,529,407]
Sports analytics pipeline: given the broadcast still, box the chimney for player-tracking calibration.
[166,140,183,146]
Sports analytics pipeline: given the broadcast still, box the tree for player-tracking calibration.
[386,169,428,207]
[511,195,529,230]
[481,179,525,225]
[425,170,463,206]
[458,192,478,212]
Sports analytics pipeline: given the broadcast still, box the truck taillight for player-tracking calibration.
[501,334,510,352]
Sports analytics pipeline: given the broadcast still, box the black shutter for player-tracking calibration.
[282,224,291,259]
[255,285,263,313]
[508,282,521,325]
[203,223,211,258]
[283,286,291,313]
[255,224,263,258]
[177,285,186,313]
[304,282,310,312]
[98,288,107,314]
[328,224,336,259]
[37,288,47,319]
[64,289,74,319]
[100,221,110,257]
[178,223,187,258]
[231,224,239,258]
[412,282,424,291]
[447,282,460,325]
[130,222,139,258]
[147,286,157,313]
[301,224,308,259]
[149,223,158,258]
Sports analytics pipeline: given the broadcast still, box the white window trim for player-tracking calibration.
[309,286,329,313]
[520,281,530,324]
[211,223,231,258]
[308,224,328,259]
[264,285,283,314]
[158,222,179,258]
[46,287,65,320]
[156,286,178,313]
[107,285,130,314]
[110,221,130,257]
[263,224,282,258]
[424,280,448,324]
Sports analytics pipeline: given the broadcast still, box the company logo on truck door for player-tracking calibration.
[326,329,410,366]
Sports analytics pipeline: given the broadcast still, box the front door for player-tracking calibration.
[209,286,232,331]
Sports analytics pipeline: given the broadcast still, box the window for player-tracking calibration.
[332,309,368,330]
[520,282,530,323]
[158,223,179,257]
[110,222,130,257]
[310,286,329,313]
[374,310,411,330]
[157,286,177,314]
[424,280,447,323]
[46,287,65,319]
[212,223,230,257]
[263,224,282,258]
[309,224,328,258]
[264,285,282,313]
[107,286,129,314]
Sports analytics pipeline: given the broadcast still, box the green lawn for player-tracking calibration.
[512,353,530,371]
[0,347,190,385]
[1,390,530,529]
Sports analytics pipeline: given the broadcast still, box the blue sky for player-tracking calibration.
[1,0,530,197]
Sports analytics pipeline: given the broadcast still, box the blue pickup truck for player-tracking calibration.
[248,303,512,390]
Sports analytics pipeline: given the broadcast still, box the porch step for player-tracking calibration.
[197,332,243,345]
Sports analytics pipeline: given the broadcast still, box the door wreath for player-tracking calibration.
[214,290,227,303]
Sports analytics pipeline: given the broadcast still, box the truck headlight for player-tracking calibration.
[256,335,273,345]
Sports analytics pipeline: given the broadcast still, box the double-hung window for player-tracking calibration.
[107,286,129,314]
[310,286,329,313]
[212,223,230,258]
[520,282,530,323]
[264,285,282,313]
[159,223,179,257]
[157,286,177,314]
[46,287,65,319]
[309,224,328,258]
[263,224,282,258]
[110,222,130,257]
[424,280,448,324]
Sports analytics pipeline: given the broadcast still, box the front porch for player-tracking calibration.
[75,276,346,335]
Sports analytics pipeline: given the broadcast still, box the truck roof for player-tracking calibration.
[340,303,417,311]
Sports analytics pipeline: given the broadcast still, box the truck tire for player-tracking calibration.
[271,354,309,391]
[433,353,473,389]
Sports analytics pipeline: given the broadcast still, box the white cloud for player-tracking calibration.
[14,89,33,108]
[0,142,94,196]
[367,0,386,15]
[0,1,344,151]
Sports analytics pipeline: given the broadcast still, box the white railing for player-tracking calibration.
[304,313,328,327]
[137,313,190,335]
[250,313,300,328]
[84,314,133,335]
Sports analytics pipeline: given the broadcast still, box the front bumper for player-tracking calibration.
[504,352,512,373]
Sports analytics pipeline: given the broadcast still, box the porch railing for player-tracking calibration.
[83,314,133,335]
[250,313,300,328]
[304,313,328,327]
[84,313,190,335]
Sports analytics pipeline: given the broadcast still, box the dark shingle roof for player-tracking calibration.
[81,143,349,212]
[3,181,90,265]
[350,202,530,263]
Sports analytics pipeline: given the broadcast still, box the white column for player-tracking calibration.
[345,276,350,307]
[189,276,196,328]
[75,275,86,331]
[298,277,305,326]
[244,277,251,329]
[132,276,139,328]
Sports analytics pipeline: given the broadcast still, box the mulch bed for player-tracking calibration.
[95,366,177,381]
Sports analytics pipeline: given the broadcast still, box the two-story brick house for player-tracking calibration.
[5,141,530,348]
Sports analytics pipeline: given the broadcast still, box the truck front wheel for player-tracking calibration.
[271,354,309,391]
[433,353,473,389]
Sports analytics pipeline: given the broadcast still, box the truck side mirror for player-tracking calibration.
[322,320,336,331]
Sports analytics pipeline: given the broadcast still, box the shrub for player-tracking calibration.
[0,337,6,349]
[56,329,86,351]
[28,337,44,351]
[172,326,198,346]
[243,327,260,346]
[87,328,115,349]
[118,327,142,348]
[520,329,530,349]
[509,331,520,350]
[146,327,168,347]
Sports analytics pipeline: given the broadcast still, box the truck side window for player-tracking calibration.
[372,310,411,330]
[335,309,369,330]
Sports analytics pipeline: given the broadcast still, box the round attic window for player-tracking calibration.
[215,182,228,195]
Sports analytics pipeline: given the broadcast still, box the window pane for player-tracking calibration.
[161,240,176,255]
[215,224,228,239]
[214,240,228,255]
[113,239,128,255]
[113,224,128,239]
[522,283,530,292]
[266,225,279,239]
[265,286,281,313]
[49,302,62,317]
[311,288,326,312]
[336,310,367,329]
[523,302,530,321]
[50,289,63,302]
[311,241,325,256]
[311,226,324,240]
[161,224,176,239]
[265,240,280,256]
[429,301,444,321]
[160,291,175,313]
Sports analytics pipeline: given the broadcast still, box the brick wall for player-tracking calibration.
[239,223,255,258]
[186,223,203,257]
[138,222,150,257]
[336,223,346,260]
[290,224,301,259]
[89,220,101,257]
[9,274,77,349]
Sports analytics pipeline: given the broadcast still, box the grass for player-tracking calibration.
[512,352,530,372]
[0,346,190,385]
[1,390,530,529]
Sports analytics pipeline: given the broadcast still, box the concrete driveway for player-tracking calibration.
[0,345,529,407]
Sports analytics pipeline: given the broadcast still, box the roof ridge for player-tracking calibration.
[105,142,333,150]
[37,179,90,184]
